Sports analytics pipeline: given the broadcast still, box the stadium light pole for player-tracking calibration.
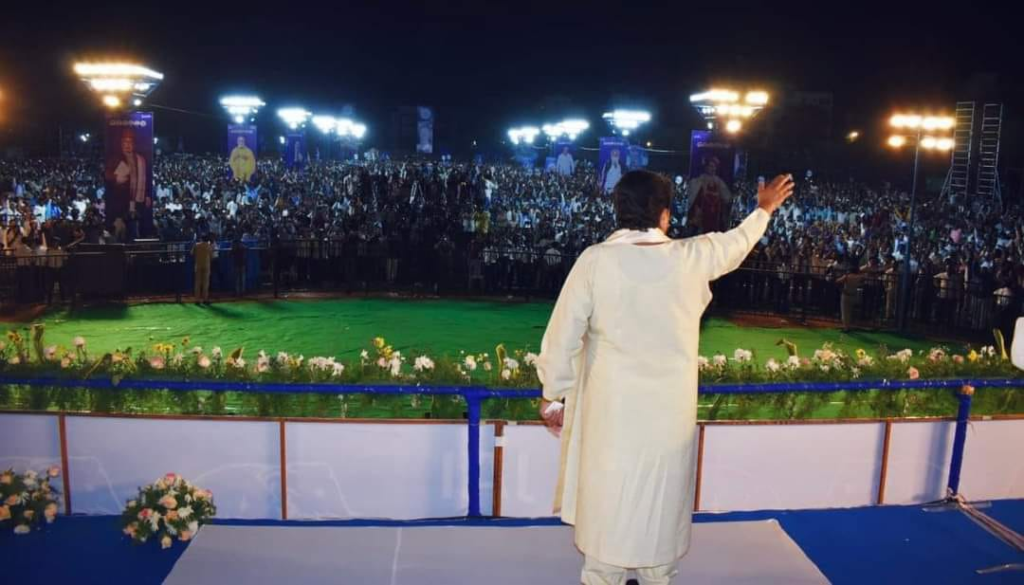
[888,113,955,331]
[689,89,769,133]
[220,95,265,124]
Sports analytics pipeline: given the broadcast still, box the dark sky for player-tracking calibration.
[2,2,1022,161]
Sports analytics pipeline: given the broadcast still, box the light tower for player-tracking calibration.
[689,88,769,134]
[73,62,163,110]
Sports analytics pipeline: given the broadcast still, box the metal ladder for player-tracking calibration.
[976,103,1003,207]
[942,101,974,203]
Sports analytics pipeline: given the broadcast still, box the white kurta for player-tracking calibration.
[536,208,771,568]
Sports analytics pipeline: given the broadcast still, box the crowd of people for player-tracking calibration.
[1,153,1021,334]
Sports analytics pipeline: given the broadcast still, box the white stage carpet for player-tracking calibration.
[163,520,829,584]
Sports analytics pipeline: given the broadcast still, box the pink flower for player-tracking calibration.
[952,355,964,364]
[179,530,193,542]
[48,466,60,478]
[159,495,178,510]
[73,336,86,348]
[149,355,166,370]
[907,367,920,380]
[123,524,137,538]
[0,505,10,521]
[197,355,211,369]
[44,346,57,360]
[138,508,153,520]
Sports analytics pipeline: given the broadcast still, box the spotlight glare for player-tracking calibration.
[102,95,121,108]
[936,138,954,151]
[725,119,742,133]
[133,98,142,107]
[921,136,938,149]
[888,135,907,148]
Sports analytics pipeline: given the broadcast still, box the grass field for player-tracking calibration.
[11,297,937,361]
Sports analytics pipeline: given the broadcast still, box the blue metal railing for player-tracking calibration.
[1,375,1018,516]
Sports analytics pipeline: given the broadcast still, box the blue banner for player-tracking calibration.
[627,145,648,169]
[552,141,577,176]
[598,137,628,193]
[284,132,307,170]
[687,131,736,233]
[228,124,257,182]
[416,106,434,154]
[104,111,154,237]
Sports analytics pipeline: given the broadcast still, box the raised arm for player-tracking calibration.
[695,174,794,280]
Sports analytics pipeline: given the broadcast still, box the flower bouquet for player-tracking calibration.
[120,473,216,548]
[0,466,61,534]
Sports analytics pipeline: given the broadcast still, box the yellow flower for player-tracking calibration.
[181,337,190,347]
[373,337,386,349]
[855,349,867,360]
[967,350,979,363]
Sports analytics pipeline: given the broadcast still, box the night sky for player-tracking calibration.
[2,2,1022,166]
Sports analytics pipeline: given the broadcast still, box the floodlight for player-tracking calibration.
[725,120,742,133]
[888,135,907,148]
[921,136,937,149]
[221,95,266,124]
[277,107,311,129]
[74,61,163,109]
[312,115,337,133]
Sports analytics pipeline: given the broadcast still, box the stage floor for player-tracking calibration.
[2,502,1022,584]
[162,520,828,585]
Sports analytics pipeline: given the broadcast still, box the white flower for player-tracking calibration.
[211,347,222,359]
[14,524,30,535]
[888,349,913,364]
[857,356,875,367]
[981,346,996,358]
[813,348,836,362]
[332,363,345,377]
[786,355,801,368]
[277,351,290,365]
[187,521,199,534]
[464,355,477,371]
[765,358,781,373]
[697,356,709,369]
[413,356,435,372]
[483,362,492,372]
[389,357,402,377]
[8,355,20,365]
[190,346,203,355]
[172,353,184,367]
[177,505,193,519]
[73,336,86,348]
[501,368,512,380]
[232,357,246,369]
[161,535,173,549]
[820,364,831,372]
[733,348,753,363]
[44,345,57,360]
[523,352,538,367]
[128,500,137,508]
[360,349,369,361]
[712,354,727,367]
[851,367,862,379]
[504,357,520,370]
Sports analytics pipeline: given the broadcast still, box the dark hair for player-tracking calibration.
[612,170,672,230]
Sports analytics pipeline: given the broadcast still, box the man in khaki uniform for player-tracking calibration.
[192,234,214,305]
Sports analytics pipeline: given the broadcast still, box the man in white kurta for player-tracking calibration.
[536,171,793,584]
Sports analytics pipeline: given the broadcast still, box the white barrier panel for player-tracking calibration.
[0,413,63,512]
[884,422,954,505]
[500,425,560,517]
[701,423,885,511]
[66,417,281,518]
[960,419,1024,501]
[285,422,493,519]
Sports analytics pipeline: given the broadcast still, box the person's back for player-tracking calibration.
[536,170,793,582]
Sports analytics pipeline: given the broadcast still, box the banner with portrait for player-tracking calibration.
[551,141,577,176]
[227,124,258,182]
[627,145,649,169]
[416,106,434,154]
[512,144,538,170]
[598,137,628,193]
[284,132,307,170]
[104,111,154,237]
[687,131,737,234]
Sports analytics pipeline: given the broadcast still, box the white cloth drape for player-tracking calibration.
[536,209,770,567]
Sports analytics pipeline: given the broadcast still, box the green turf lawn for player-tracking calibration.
[12,298,937,361]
